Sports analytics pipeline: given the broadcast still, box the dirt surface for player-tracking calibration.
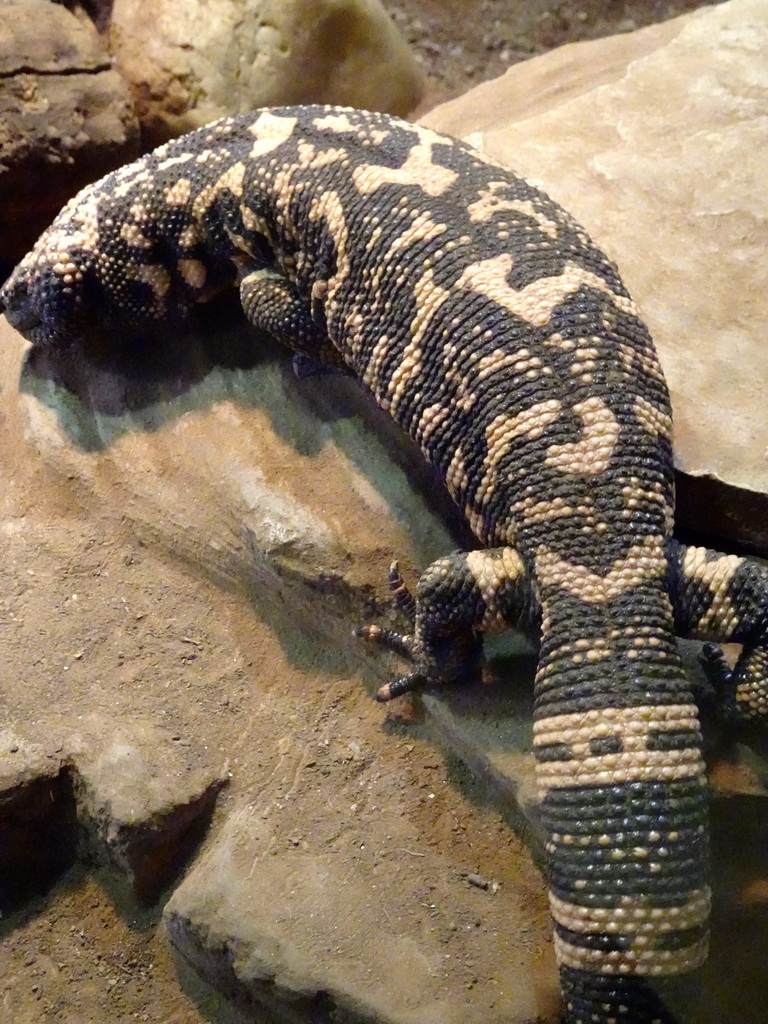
[1,867,254,1024]
[381,0,722,111]
[0,2,729,1023]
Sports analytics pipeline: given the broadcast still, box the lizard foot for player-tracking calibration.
[356,559,483,702]
[700,640,768,725]
[354,625,425,701]
[354,561,425,701]
[355,563,424,701]
[700,642,732,689]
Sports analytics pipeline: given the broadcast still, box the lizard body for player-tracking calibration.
[2,106,767,1024]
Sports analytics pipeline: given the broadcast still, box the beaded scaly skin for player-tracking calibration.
[2,106,767,1024]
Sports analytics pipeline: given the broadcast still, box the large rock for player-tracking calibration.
[68,715,228,903]
[0,730,74,910]
[7,294,461,614]
[2,5,768,1016]
[0,313,560,1022]
[422,0,768,554]
[0,715,228,907]
[3,275,767,1021]
[165,794,551,1024]
[109,0,424,148]
[0,0,139,277]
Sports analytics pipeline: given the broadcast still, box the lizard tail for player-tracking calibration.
[533,575,709,1024]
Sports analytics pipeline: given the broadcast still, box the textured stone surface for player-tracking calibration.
[422,0,768,553]
[109,0,424,147]
[0,714,228,906]
[0,0,139,276]
[10,304,458,616]
[165,797,548,1024]
[4,258,768,1017]
[68,715,229,903]
[1,312,557,1024]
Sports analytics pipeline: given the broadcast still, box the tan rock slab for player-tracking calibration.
[67,715,229,903]
[0,714,228,906]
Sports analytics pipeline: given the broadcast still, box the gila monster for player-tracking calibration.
[2,105,767,1024]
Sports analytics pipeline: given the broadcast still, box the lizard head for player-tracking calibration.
[1,182,118,348]
[0,242,98,348]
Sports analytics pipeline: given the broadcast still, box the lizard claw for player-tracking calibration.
[375,673,425,702]
[356,567,422,700]
[387,560,417,622]
[354,623,416,660]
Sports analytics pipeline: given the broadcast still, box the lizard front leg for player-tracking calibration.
[357,546,538,700]
[238,265,348,371]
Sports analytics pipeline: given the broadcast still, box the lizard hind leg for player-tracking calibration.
[357,549,534,703]
[667,541,768,725]
[701,641,768,725]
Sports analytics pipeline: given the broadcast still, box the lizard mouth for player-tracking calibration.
[0,292,76,349]
[3,303,43,337]
[0,281,43,339]
[3,306,56,349]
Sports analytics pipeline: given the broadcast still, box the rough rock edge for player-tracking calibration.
[0,725,228,906]
[107,0,425,148]
[76,772,228,904]
[165,911,382,1024]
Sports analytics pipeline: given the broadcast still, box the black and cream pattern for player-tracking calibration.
[2,106,766,1024]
